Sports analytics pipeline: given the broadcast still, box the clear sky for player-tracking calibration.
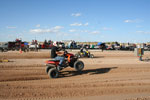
[0,0,150,43]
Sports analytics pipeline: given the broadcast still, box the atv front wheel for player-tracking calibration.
[90,54,94,58]
[75,54,78,58]
[48,68,59,78]
[78,54,81,58]
[75,54,81,58]
[74,60,84,71]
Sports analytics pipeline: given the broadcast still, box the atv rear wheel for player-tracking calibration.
[46,66,51,74]
[48,68,59,78]
[74,60,84,71]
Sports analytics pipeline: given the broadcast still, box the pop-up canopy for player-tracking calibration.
[97,42,102,46]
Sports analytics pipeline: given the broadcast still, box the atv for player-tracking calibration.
[75,50,94,58]
[45,51,84,78]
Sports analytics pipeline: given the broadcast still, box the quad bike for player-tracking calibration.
[45,51,84,78]
[75,51,94,58]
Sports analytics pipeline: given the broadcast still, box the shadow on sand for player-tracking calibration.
[59,67,117,78]
[93,56,104,58]
[80,56,104,59]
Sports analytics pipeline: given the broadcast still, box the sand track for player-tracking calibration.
[0,51,150,100]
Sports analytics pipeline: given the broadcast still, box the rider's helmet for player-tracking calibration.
[53,41,57,46]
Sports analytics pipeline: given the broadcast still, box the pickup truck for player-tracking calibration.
[0,43,8,52]
[29,44,39,51]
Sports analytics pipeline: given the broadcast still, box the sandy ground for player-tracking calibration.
[0,50,150,100]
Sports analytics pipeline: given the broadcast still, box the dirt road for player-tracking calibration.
[0,50,150,100]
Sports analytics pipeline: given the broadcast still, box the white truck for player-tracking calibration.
[0,43,8,52]
[29,44,39,51]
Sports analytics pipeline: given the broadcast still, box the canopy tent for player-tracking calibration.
[97,42,102,46]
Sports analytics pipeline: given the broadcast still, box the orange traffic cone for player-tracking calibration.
[19,49,22,53]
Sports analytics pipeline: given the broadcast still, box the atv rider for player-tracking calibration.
[80,47,89,56]
[51,41,65,70]
[80,47,84,53]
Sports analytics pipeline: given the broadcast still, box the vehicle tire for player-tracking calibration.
[46,66,51,74]
[75,54,78,58]
[0,48,3,52]
[4,49,8,52]
[74,60,84,71]
[90,54,94,58]
[75,54,81,58]
[69,62,74,67]
[48,68,59,78]
[77,54,82,58]
[12,48,15,51]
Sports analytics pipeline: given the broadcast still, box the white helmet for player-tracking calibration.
[53,41,57,46]
[59,44,62,48]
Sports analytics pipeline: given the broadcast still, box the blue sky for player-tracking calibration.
[0,0,150,43]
